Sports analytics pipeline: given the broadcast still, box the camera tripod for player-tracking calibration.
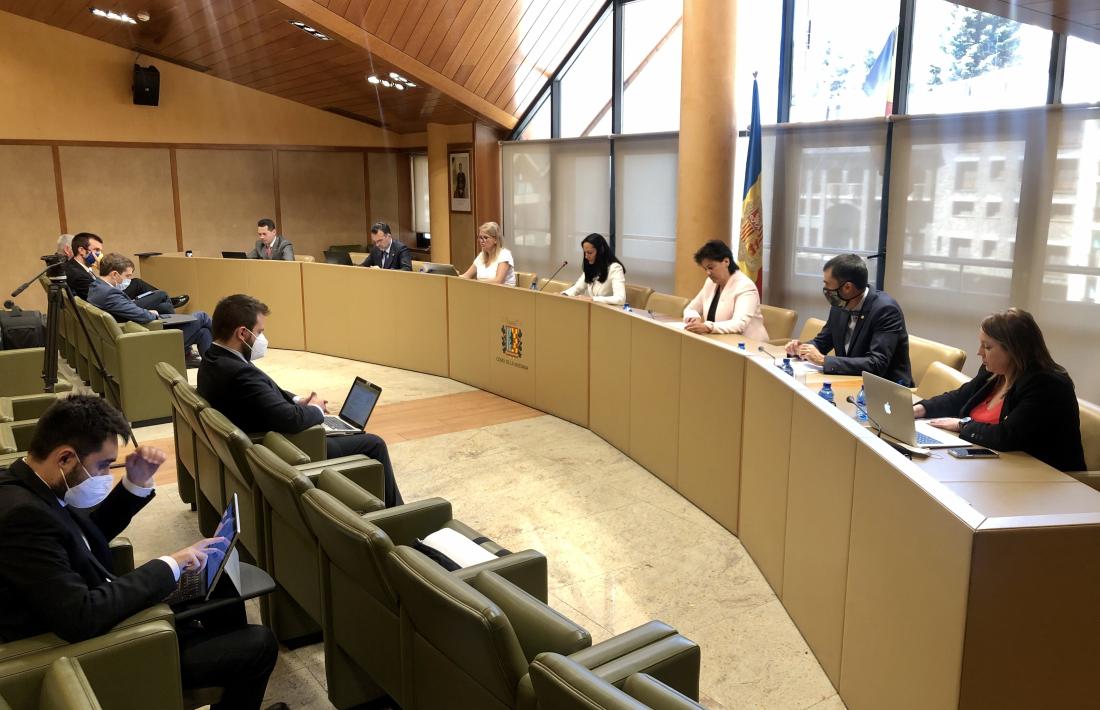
[9,257,137,446]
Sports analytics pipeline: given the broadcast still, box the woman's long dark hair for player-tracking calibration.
[980,308,1062,378]
[581,233,624,284]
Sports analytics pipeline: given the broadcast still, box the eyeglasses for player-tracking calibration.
[477,235,492,241]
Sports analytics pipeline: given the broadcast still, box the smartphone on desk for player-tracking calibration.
[948,447,999,459]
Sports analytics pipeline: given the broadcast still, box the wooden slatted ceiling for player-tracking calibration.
[315,0,607,117]
[0,0,606,133]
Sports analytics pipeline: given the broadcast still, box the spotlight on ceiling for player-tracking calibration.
[90,8,137,24]
[367,75,381,84]
[288,20,331,40]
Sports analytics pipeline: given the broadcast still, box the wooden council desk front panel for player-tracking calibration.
[132,258,1100,708]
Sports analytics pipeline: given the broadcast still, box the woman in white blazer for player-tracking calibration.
[683,239,769,340]
[561,233,626,305]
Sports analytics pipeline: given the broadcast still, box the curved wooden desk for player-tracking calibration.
[139,255,1100,710]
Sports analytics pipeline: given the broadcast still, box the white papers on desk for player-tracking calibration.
[790,360,822,375]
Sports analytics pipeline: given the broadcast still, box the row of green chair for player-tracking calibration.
[0,656,103,710]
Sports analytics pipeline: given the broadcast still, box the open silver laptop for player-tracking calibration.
[861,371,968,449]
[419,262,460,276]
[322,376,383,435]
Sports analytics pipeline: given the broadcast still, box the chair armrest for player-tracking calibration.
[109,538,135,574]
[361,498,454,544]
[0,605,176,663]
[469,570,589,662]
[624,673,705,709]
[529,653,651,710]
[453,549,549,603]
[280,425,326,462]
[39,656,101,710]
[573,625,700,701]
[261,432,310,466]
[295,455,384,500]
[0,394,60,423]
[314,469,385,514]
[567,621,677,672]
[0,420,37,454]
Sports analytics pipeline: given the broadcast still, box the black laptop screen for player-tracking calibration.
[341,378,382,429]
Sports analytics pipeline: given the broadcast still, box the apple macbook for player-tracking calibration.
[322,376,383,435]
[164,493,241,605]
[861,371,968,449]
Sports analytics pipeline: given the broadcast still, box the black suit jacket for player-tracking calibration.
[197,344,323,435]
[362,240,412,271]
[810,287,913,386]
[0,459,175,643]
[63,258,95,300]
[919,366,1086,472]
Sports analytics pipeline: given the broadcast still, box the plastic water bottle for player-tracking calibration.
[737,342,746,351]
[781,358,795,377]
[622,304,632,312]
[855,385,868,421]
[818,381,835,405]
[529,280,538,290]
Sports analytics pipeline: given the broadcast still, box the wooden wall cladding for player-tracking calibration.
[367,151,402,241]
[58,146,178,262]
[176,148,277,257]
[0,145,62,312]
[278,150,368,257]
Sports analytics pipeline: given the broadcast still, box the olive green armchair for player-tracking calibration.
[0,656,103,710]
[530,653,705,709]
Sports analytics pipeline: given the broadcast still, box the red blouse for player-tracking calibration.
[969,394,1004,424]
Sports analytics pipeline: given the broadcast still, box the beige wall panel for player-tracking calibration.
[246,260,304,351]
[0,145,61,313]
[0,11,395,146]
[59,146,177,263]
[303,263,377,361]
[782,394,858,686]
[279,151,368,259]
[738,359,795,594]
[676,337,744,532]
[840,444,973,710]
[486,285,536,407]
[176,149,276,256]
[368,152,401,236]
[534,292,589,427]
[377,270,449,376]
[450,212,476,271]
[137,256,198,309]
[629,319,681,487]
[173,257,240,318]
[589,305,632,453]
[447,276,492,390]
[959,524,1100,709]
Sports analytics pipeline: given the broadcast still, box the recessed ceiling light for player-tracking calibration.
[288,19,332,40]
[90,8,137,24]
[367,75,380,84]
[381,80,392,87]
[405,82,417,88]
[394,83,404,91]
[389,72,400,80]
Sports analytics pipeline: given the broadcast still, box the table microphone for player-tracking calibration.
[538,260,569,291]
[845,395,884,437]
[756,344,783,365]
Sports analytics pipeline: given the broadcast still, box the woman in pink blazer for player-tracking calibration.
[683,240,769,340]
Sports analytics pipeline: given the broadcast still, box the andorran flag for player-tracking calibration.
[738,76,764,297]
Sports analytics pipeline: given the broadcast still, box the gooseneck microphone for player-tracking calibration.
[757,344,783,365]
[846,395,884,437]
[538,260,569,291]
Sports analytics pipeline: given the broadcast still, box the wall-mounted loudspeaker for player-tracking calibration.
[132,64,160,106]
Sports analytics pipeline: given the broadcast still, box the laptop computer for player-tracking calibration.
[861,371,969,449]
[164,493,241,605]
[323,250,353,265]
[322,376,383,435]
[221,251,248,259]
[420,262,460,276]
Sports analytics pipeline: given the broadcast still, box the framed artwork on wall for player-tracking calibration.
[449,150,471,212]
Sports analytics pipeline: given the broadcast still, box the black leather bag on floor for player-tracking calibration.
[0,310,46,349]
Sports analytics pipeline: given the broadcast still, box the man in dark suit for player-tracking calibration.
[247,219,295,261]
[0,396,282,710]
[361,222,412,270]
[63,233,187,311]
[91,253,213,367]
[785,253,913,386]
[197,294,403,507]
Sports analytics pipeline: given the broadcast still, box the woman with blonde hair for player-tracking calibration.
[461,222,516,286]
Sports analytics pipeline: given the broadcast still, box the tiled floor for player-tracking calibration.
[122,349,845,710]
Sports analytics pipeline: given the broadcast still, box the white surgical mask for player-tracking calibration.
[244,328,268,361]
[63,462,113,509]
[118,278,131,291]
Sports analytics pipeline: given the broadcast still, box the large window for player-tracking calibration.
[615,135,678,292]
[789,0,900,123]
[560,10,613,138]
[410,154,430,234]
[907,0,1052,115]
[621,0,683,134]
[520,95,552,141]
[1062,35,1100,105]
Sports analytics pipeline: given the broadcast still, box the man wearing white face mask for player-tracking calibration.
[0,396,284,710]
[90,253,214,368]
[198,294,404,507]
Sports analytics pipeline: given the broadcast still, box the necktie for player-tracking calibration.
[383,250,389,267]
[264,245,272,259]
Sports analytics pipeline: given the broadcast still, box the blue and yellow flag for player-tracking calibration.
[738,76,764,296]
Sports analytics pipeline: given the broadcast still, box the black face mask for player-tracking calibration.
[822,282,852,308]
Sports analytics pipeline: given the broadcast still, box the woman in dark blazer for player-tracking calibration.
[914,308,1085,472]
